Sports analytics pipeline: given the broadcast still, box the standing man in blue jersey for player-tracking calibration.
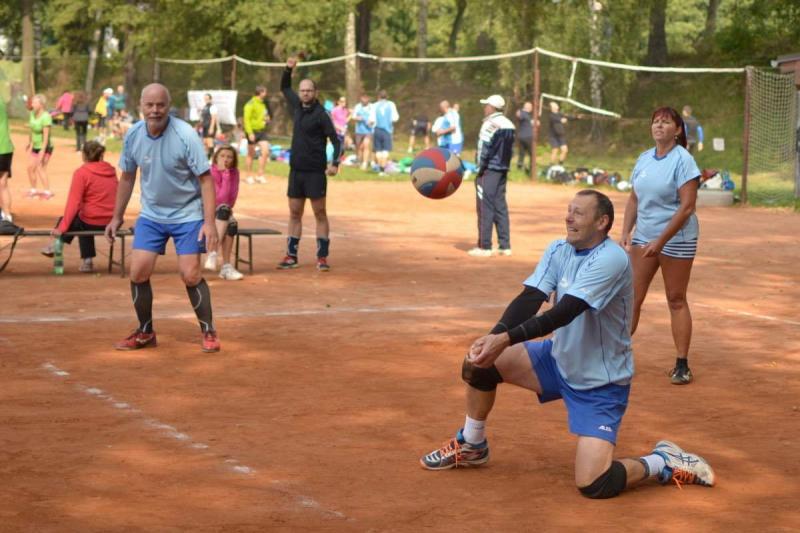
[470,94,515,257]
[432,100,453,150]
[420,190,715,498]
[448,102,464,155]
[277,56,341,272]
[105,83,221,353]
[681,106,704,155]
[371,90,399,176]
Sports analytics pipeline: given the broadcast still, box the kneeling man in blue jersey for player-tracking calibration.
[105,83,221,353]
[421,190,714,498]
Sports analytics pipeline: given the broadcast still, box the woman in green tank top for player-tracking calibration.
[27,94,54,199]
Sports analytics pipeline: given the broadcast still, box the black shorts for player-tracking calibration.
[32,146,54,155]
[288,169,327,199]
[549,134,566,148]
[202,126,214,139]
[412,125,428,136]
[252,130,269,143]
[0,152,12,177]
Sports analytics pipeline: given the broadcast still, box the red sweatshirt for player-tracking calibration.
[58,161,119,233]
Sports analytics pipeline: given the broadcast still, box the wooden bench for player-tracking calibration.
[234,227,282,274]
[18,229,133,277]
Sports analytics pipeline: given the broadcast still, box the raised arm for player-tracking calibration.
[281,58,301,110]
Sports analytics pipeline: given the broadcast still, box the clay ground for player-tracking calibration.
[1,132,799,532]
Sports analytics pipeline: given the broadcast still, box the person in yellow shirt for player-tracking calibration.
[243,86,270,183]
[94,88,113,141]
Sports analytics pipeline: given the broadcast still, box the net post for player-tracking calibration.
[531,49,540,181]
[231,55,237,91]
[741,66,753,205]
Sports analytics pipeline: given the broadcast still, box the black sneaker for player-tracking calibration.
[670,359,693,385]
[277,255,299,269]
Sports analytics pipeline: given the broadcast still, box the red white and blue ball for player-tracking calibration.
[410,148,464,199]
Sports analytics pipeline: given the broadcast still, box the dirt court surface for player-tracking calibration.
[1,133,799,532]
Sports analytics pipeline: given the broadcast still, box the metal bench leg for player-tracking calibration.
[108,239,114,274]
[120,235,127,278]
[235,233,241,271]
[248,234,254,274]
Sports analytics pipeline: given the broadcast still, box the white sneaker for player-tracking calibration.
[652,440,715,487]
[204,252,218,271]
[467,247,492,257]
[256,175,267,184]
[219,264,244,280]
[245,176,256,185]
[495,248,512,256]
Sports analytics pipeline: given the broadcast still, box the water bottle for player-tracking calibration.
[53,238,64,275]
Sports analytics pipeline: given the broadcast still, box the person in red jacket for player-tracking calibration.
[41,140,118,272]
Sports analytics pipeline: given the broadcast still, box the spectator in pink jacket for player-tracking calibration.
[204,145,244,280]
[56,90,74,131]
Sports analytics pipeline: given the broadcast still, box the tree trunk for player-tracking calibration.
[448,0,467,55]
[85,11,103,95]
[588,0,605,141]
[417,0,428,82]
[356,0,374,53]
[21,0,35,97]
[122,0,137,107]
[701,0,721,47]
[345,9,360,105]
[645,0,668,67]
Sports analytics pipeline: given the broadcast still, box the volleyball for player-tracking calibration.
[410,148,464,199]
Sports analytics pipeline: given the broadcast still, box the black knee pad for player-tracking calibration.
[578,461,627,499]
[216,204,232,221]
[226,219,238,237]
[461,356,503,392]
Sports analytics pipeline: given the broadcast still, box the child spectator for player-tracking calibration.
[204,145,244,280]
[40,141,118,273]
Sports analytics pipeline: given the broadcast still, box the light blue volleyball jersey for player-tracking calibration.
[524,238,634,390]
[119,118,210,224]
[373,100,398,133]
[353,103,374,135]
[631,146,701,243]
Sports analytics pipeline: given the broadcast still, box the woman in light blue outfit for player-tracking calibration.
[620,107,701,386]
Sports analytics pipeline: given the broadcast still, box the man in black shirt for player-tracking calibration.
[548,101,569,165]
[278,57,341,272]
[516,101,534,171]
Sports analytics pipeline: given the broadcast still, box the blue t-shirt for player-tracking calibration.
[524,238,634,390]
[352,103,374,135]
[447,109,463,145]
[106,95,116,118]
[432,115,452,147]
[631,146,701,243]
[119,118,211,224]
[373,100,398,133]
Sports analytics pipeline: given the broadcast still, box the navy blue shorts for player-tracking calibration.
[525,339,630,444]
[133,216,206,255]
[373,128,393,152]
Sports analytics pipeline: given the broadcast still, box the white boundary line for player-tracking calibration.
[0,303,506,324]
[4,300,798,328]
[693,302,800,327]
[39,361,349,521]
